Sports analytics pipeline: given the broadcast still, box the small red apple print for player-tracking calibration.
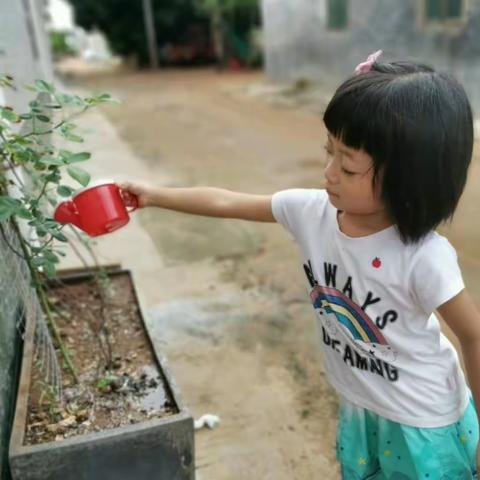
[372,257,382,268]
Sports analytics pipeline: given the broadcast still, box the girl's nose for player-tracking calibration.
[324,157,339,184]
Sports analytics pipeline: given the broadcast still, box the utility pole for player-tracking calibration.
[142,0,159,69]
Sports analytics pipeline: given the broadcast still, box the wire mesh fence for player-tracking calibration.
[0,219,63,403]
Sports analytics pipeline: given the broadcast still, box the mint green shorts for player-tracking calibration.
[336,395,478,479]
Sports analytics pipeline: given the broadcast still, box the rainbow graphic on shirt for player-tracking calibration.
[311,285,397,362]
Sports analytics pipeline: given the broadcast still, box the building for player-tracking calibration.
[261,0,480,112]
[0,0,53,110]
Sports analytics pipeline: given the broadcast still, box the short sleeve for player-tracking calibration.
[271,189,327,239]
[410,235,465,314]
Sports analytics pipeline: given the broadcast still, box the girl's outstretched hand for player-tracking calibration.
[119,181,155,209]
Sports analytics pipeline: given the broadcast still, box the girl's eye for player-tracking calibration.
[341,167,355,176]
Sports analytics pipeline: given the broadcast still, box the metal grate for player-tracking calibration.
[0,219,63,403]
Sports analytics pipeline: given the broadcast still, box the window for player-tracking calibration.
[425,0,463,21]
[327,0,348,30]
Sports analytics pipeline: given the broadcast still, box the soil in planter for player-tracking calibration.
[24,272,178,445]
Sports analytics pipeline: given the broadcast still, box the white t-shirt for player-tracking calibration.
[272,188,469,428]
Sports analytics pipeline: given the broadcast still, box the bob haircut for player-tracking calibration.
[323,61,474,244]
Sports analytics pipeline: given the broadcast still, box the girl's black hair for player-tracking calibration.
[323,60,474,244]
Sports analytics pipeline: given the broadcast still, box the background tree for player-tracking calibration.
[67,0,261,68]
[67,0,205,67]
[196,0,261,68]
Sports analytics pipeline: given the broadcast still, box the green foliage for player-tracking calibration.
[67,0,201,66]
[66,0,260,67]
[36,380,61,417]
[49,31,75,59]
[0,77,117,280]
[196,0,259,14]
[96,373,119,390]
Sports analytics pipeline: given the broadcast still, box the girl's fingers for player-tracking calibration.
[120,188,136,206]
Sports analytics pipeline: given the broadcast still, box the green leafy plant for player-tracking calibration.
[49,31,76,60]
[195,0,261,67]
[36,380,61,419]
[0,74,118,383]
[96,373,119,391]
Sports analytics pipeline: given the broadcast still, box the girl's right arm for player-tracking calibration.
[119,182,276,223]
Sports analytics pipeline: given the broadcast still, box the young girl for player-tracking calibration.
[120,51,480,479]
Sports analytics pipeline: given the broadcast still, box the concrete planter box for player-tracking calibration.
[9,269,195,480]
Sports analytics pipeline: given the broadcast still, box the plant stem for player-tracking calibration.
[13,218,79,383]
[68,227,114,369]
[37,282,79,384]
[0,131,26,188]
[22,107,88,139]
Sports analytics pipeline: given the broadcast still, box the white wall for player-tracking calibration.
[0,0,53,111]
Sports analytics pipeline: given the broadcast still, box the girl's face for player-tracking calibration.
[324,133,386,216]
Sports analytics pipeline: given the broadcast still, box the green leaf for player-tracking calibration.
[44,250,60,264]
[0,75,14,88]
[67,166,90,187]
[96,93,120,104]
[16,207,33,220]
[1,107,20,123]
[31,256,45,268]
[0,207,14,222]
[43,262,56,278]
[32,210,46,222]
[44,218,59,227]
[96,378,109,389]
[40,156,64,166]
[65,134,83,143]
[36,225,48,237]
[35,115,50,123]
[35,79,55,94]
[64,152,90,164]
[0,196,21,221]
[57,185,74,197]
[57,94,75,104]
[52,231,68,242]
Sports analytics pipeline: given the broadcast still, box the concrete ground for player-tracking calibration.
[57,65,480,480]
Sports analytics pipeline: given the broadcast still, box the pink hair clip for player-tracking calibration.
[354,50,383,75]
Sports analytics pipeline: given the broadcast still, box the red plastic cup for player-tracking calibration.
[54,180,138,237]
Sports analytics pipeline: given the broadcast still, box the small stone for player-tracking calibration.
[110,377,126,391]
[75,410,89,422]
[112,359,122,370]
[29,421,46,429]
[59,416,77,428]
[47,424,65,434]
[148,379,158,388]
